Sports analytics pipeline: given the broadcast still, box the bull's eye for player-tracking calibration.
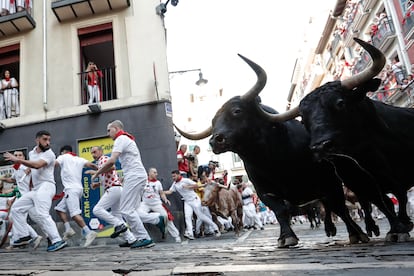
[232,108,242,116]
[335,99,345,110]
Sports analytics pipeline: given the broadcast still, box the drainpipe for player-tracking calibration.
[43,0,48,112]
[383,0,412,73]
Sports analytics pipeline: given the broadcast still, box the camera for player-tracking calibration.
[186,154,195,161]
[156,3,167,15]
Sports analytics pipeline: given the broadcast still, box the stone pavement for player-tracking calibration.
[0,219,413,275]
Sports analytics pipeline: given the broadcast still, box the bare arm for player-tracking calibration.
[4,152,47,169]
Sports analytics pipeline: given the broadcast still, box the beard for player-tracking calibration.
[39,144,50,152]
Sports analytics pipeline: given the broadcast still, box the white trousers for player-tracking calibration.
[10,182,61,243]
[3,88,19,118]
[138,202,180,238]
[93,186,135,242]
[243,203,263,228]
[88,85,100,104]
[54,188,82,217]
[184,197,218,236]
[195,206,215,234]
[120,175,150,241]
[8,198,39,245]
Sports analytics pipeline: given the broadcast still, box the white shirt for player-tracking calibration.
[29,147,56,190]
[142,180,163,205]
[11,164,30,195]
[56,153,88,190]
[242,186,254,205]
[169,177,198,202]
[112,135,146,179]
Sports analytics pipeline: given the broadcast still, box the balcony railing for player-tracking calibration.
[51,0,130,22]
[0,3,35,36]
[370,79,414,107]
[371,19,395,49]
[78,67,117,105]
[352,50,371,75]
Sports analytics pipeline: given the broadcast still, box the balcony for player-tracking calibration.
[403,11,414,39]
[371,19,396,51]
[51,0,130,23]
[352,50,370,75]
[0,9,35,37]
[79,66,117,105]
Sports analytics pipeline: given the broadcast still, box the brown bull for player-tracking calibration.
[202,181,243,235]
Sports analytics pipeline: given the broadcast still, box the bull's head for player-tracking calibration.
[174,54,299,154]
[297,38,386,159]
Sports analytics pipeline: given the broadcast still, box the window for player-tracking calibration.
[232,153,243,168]
[0,44,20,119]
[78,23,117,105]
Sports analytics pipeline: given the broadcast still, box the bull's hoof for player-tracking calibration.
[385,232,398,242]
[384,232,410,242]
[397,233,411,242]
[366,225,380,237]
[349,233,370,244]
[277,237,299,248]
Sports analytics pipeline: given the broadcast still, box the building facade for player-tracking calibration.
[0,1,182,225]
[289,0,414,109]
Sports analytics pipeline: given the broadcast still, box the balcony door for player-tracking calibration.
[78,23,116,104]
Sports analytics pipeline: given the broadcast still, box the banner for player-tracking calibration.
[78,137,121,236]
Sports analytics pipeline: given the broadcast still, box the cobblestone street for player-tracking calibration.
[0,219,413,275]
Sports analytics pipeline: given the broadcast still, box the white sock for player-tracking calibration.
[64,222,71,232]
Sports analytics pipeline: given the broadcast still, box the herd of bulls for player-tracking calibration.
[175,38,414,248]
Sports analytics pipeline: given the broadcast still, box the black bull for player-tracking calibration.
[292,38,413,241]
[175,54,373,248]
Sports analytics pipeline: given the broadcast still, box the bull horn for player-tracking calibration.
[262,106,300,122]
[238,54,267,101]
[174,124,212,140]
[341,37,386,89]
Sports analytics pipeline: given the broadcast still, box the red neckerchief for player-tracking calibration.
[5,77,10,81]
[148,178,157,182]
[176,175,183,182]
[67,152,77,156]
[13,163,20,170]
[114,130,135,140]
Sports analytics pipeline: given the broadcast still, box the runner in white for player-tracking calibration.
[164,170,221,240]
[0,150,42,249]
[92,120,154,249]
[54,145,98,247]
[4,130,67,252]
[86,145,137,247]
[138,168,181,243]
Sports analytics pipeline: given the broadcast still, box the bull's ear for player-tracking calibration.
[351,78,382,102]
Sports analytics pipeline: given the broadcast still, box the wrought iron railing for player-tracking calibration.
[371,19,395,48]
[78,67,117,105]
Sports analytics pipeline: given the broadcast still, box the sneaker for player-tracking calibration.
[47,240,67,252]
[119,240,136,248]
[84,231,97,247]
[32,236,43,250]
[214,230,221,237]
[63,228,76,240]
[175,237,182,243]
[110,224,128,239]
[13,235,32,246]
[183,233,195,240]
[157,215,167,238]
[130,239,155,249]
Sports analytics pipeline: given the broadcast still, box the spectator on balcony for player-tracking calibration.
[86,61,103,104]
[16,0,32,14]
[1,69,19,118]
[392,57,405,85]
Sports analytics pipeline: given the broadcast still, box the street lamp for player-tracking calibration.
[168,68,208,86]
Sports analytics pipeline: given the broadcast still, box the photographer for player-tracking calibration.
[86,61,103,104]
